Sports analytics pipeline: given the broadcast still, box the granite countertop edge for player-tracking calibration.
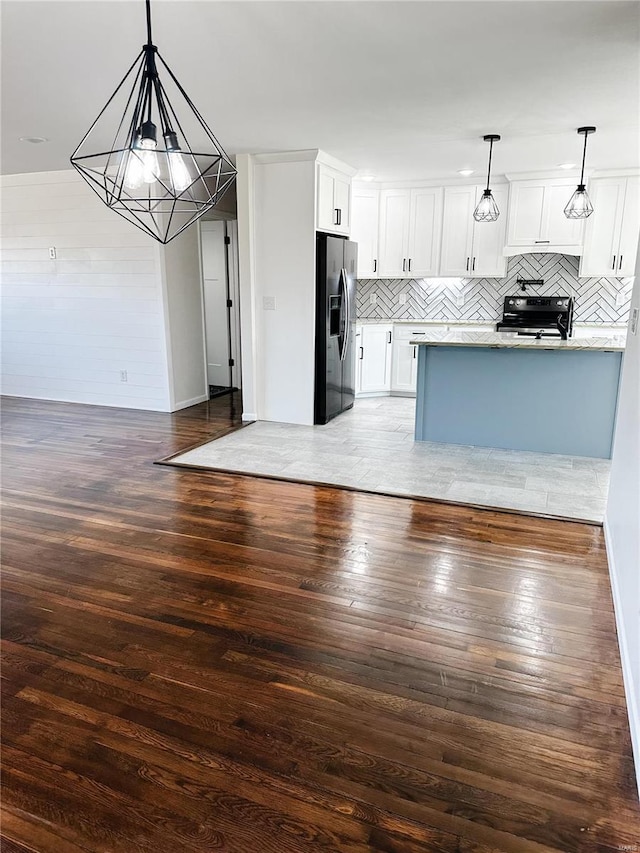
[408,332,626,351]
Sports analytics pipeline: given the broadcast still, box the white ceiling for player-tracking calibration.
[2,0,639,181]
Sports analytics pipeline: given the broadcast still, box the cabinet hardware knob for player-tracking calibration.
[413,346,416,359]
[402,258,406,272]
[359,346,364,360]
[387,331,392,344]
[466,257,469,271]
[373,259,377,273]
[472,257,476,271]
[534,240,550,244]
[618,255,623,271]
[334,208,341,226]
[408,258,412,272]
[612,255,616,270]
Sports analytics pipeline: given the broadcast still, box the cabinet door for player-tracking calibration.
[507,182,545,246]
[407,187,443,277]
[351,189,380,278]
[543,180,585,248]
[355,326,363,394]
[378,190,410,277]
[470,184,508,277]
[618,177,640,276]
[317,167,335,232]
[440,186,476,276]
[333,174,351,234]
[360,325,392,393]
[579,178,626,277]
[391,340,418,393]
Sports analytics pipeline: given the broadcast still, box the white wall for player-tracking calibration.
[252,157,316,424]
[160,225,208,410]
[605,239,640,794]
[1,170,171,410]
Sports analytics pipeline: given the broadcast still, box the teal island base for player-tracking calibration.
[414,344,623,459]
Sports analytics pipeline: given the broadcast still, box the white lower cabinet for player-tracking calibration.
[390,324,447,395]
[357,324,393,395]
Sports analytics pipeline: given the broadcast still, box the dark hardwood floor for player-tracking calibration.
[1,394,638,853]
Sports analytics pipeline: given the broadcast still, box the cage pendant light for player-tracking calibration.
[473,134,501,222]
[564,126,596,219]
[70,0,237,244]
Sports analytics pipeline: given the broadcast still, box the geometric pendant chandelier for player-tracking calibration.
[564,126,595,220]
[473,134,501,222]
[70,0,236,244]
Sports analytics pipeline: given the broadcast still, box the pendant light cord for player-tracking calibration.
[145,0,153,45]
[579,132,588,186]
[485,138,493,191]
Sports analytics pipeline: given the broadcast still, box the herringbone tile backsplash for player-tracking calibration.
[356,254,633,325]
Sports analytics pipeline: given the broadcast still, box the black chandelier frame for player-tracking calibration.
[70,0,237,243]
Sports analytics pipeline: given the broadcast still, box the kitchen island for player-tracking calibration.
[412,331,626,458]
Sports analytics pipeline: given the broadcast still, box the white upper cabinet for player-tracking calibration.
[506,177,584,253]
[440,186,476,276]
[378,190,411,277]
[580,177,640,277]
[351,189,380,278]
[407,188,443,277]
[440,185,507,278]
[316,164,351,235]
[378,187,442,278]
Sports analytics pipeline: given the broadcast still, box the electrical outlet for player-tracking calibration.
[615,291,627,308]
[631,307,639,336]
[456,294,465,308]
[399,293,407,305]
[263,296,276,311]
[369,293,377,305]
[120,370,128,383]
[48,247,56,259]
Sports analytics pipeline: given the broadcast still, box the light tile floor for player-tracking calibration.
[170,397,609,523]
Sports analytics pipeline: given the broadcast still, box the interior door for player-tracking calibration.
[200,220,231,389]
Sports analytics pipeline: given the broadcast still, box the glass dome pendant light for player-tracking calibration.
[70,0,237,244]
[564,126,596,219]
[473,134,501,222]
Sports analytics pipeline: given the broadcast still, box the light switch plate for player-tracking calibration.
[456,294,465,308]
[631,306,639,335]
[263,296,276,311]
[369,294,377,305]
[615,291,626,307]
[399,293,407,305]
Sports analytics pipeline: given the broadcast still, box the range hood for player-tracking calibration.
[503,245,582,257]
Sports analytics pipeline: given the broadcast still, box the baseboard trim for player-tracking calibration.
[603,516,640,799]
[242,412,257,422]
[171,394,209,412]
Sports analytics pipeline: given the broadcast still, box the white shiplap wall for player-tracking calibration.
[1,170,172,410]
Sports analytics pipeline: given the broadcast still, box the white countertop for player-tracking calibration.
[409,330,626,351]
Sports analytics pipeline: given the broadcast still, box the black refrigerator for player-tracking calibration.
[314,233,358,425]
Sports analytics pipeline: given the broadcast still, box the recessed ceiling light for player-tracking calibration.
[458,169,474,177]
[19,136,49,144]
[558,163,576,169]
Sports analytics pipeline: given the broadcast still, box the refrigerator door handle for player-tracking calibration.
[340,268,350,361]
